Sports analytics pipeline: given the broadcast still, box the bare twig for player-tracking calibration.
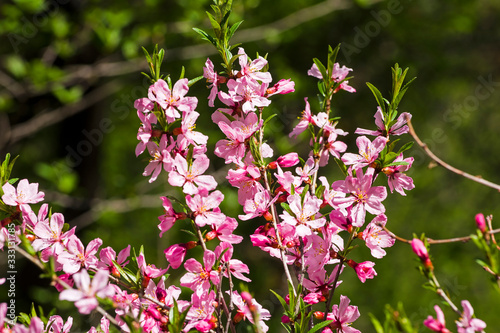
[7,80,122,146]
[406,115,500,192]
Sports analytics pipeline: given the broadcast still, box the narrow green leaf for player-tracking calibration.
[227,20,243,41]
[312,58,328,82]
[366,82,386,113]
[397,141,414,155]
[368,313,385,333]
[187,75,204,87]
[307,320,334,333]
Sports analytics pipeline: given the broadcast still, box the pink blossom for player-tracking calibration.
[209,216,243,244]
[280,192,326,237]
[180,250,219,292]
[143,134,174,183]
[226,76,271,114]
[137,253,168,284]
[456,300,486,333]
[382,154,414,196]
[203,58,219,107]
[184,290,217,333]
[276,152,300,168]
[178,110,208,146]
[97,245,131,276]
[57,236,102,274]
[158,196,180,237]
[237,47,272,83]
[239,189,274,221]
[341,136,388,169]
[333,168,387,227]
[230,291,271,332]
[168,154,217,195]
[355,107,411,137]
[303,266,342,295]
[148,79,197,121]
[32,213,75,261]
[54,273,74,292]
[59,269,115,314]
[227,165,264,205]
[265,78,295,96]
[324,295,360,333]
[215,242,251,282]
[186,190,225,227]
[318,129,348,167]
[22,203,48,229]
[46,315,73,333]
[349,260,377,283]
[424,305,451,333]
[308,63,356,93]
[274,165,302,194]
[2,179,45,212]
[290,98,315,138]
[164,243,188,269]
[134,98,156,156]
[361,214,394,258]
[250,223,296,261]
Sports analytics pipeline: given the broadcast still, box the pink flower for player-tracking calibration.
[57,236,102,274]
[318,129,348,167]
[456,300,486,333]
[265,79,295,96]
[230,291,271,332]
[148,78,197,121]
[308,63,356,93]
[97,245,131,276]
[178,110,208,146]
[59,269,115,314]
[168,154,217,195]
[46,315,73,333]
[237,47,272,83]
[276,153,300,168]
[325,295,360,333]
[180,250,219,292]
[239,189,274,221]
[2,179,45,212]
[209,216,243,244]
[382,154,414,196]
[280,192,326,237]
[143,135,174,183]
[333,168,387,227]
[137,253,168,287]
[424,305,451,333]
[341,136,388,169]
[134,98,156,156]
[203,58,219,107]
[32,213,75,261]
[361,214,394,258]
[290,98,315,138]
[355,107,411,137]
[184,290,217,332]
[348,260,377,283]
[226,76,271,114]
[158,196,183,237]
[186,190,225,227]
[215,242,251,282]
[164,243,188,269]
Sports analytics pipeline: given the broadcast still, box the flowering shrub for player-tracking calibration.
[1,1,498,333]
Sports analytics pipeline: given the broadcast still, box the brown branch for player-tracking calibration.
[379,223,500,244]
[406,115,500,192]
[6,80,121,145]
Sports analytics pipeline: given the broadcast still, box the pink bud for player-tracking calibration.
[411,238,433,270]
[277,153,300,167]
[353,261,377,283]
[475,213,487,233]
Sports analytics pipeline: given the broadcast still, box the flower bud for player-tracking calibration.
[411,238,433,271]
[277,153,300,168]
[475,213,487,233]
[313,311,324,320]
[205,230,217,241]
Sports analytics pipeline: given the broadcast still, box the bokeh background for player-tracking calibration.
[1,0,500,331]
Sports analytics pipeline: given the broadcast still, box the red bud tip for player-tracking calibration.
[25,234,36,242]
[313,311,325,320]
[263,211,273,221]
[185,241,197,250]
[172,127,182,136]
[205,231,217,241]
[268,161,277,169]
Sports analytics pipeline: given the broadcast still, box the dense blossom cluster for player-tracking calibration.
[0,25,489,333]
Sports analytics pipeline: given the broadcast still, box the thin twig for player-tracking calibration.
[406,115,500,192]
[379,223,500,244]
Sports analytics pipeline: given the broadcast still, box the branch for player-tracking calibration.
[379,223,500,244]
[5,80,122,146]
[406,115,500,192]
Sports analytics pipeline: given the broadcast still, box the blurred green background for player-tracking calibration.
[1,0,500,331]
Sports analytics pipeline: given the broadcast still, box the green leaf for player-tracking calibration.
[270,289,289,313]
[312,58,328,83]
[307,320,334,333]
[397,141,414,155]
[327,44,340,78]
[368,313,385,333]
[188,75,204,87]
[192,27,216,45]
[366,82,386,113]
[227,20,243,41]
